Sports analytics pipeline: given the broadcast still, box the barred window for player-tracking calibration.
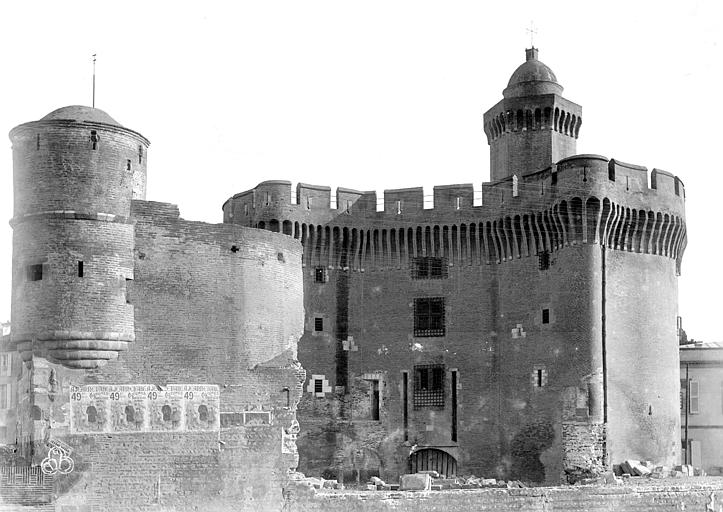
[315,267,328,283]
[414,364,444,409]
[414,298,445,337]
[411,257,447,279]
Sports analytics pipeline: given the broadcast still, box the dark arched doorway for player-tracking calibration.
[408,448,457,477]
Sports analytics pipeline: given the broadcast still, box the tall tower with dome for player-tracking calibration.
[225,48,687,483]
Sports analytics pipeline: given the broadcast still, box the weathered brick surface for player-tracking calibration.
[4,109,307,511]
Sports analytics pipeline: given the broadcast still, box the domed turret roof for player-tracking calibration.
[41,105,122,127]
[503,48,563,98]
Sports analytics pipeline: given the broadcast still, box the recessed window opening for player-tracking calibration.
[244,204,249,216]
[27,264,43,282]
[314,379,323,394]
[77,261,84,277]
[538,251,550,270]
[86,405,97,423]
[414,297,445,337]
[413,364,445,408]
[127,159,131,171]
[90,130,99,150]
[412,257,447,279]
[162,405,172,421]
[371,380,380,421]
[314,317,324,332]
[231,245,240,253]
[542,308,550,324]
[536,369,543,387]
[198,404,209,421]
[265,192,271,206]
[138,145,143,164]
[125,405,135,422]
[315,267,327,283]
[36,134,40,150]
[125,278,132,304]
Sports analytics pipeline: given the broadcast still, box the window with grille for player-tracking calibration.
[414,364,444,409]
[315,267,328,283]
[314,317,324,332]
[411,257,448,279]
[414,298,445,337]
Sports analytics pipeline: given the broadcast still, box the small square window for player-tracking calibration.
[542,308,550,324]
[315,267,328,283]
[27,264,43,282]
[314,317,324,332]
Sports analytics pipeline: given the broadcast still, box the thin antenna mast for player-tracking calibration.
[92,54,97,108]
[526,22,537,48]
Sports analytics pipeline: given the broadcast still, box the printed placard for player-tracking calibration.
[69,384,219,433]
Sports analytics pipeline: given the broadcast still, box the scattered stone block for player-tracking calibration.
[322,479,339,489]
[417,470,440,479]
[365,483,376,491]
[399,473,432,491]
[481,478,497,486]
[431,484,442,491]
[370,476,385,486]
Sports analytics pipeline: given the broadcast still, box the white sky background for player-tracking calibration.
[0,0,720,341]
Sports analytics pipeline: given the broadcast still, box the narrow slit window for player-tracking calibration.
[90,130,99,150]
[127,159,132,171]
[542,308,550,324]
[314,317,324,332]
[36,134,40,150]
[537,369,543,387]
[138,145,143,164]
[371,380,380,421]
[78,261,84,278]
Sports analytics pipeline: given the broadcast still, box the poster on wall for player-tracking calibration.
[69,384,219,434]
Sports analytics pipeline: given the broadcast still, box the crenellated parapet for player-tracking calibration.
[222,155,687,272]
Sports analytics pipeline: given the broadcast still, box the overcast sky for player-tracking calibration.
[0,0,720,341]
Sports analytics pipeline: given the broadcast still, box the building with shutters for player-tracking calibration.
[680,341,723,475]
[224,47,688,484]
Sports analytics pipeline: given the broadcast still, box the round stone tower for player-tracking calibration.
[9,106,150,369]
[483,48,582,181]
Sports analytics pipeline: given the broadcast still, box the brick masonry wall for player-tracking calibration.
[6,199,306,511]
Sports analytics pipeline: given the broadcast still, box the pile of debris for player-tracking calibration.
[363,471,527,491]
[615,460,706,479]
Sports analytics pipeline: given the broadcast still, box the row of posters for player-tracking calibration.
[69,384,220,433]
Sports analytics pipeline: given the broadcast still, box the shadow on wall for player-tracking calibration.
[510,420,555,483]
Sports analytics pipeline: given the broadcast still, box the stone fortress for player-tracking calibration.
[224,48,687,484]
[0,47,687,509]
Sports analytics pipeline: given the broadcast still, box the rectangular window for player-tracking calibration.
[414,364,444,409]
[314,267,328,283]
[0,353,11,376]
[27,264,43,282]
[414,297,445,337]
[78,261,84,278]
[314,379,323,394]
[411,257,448,279]
[244,204,249,216]
[542,308,550,324]
[680,378,687,414]
[125,278,133,304]
[314,317,324,332]
[537,369,543,387]
[689,379,699,414]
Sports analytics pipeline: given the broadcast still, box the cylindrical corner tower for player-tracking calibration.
[483,48,582,181]
[9,106,150,369]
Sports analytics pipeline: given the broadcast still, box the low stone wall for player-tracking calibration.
[290,480,723,512]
